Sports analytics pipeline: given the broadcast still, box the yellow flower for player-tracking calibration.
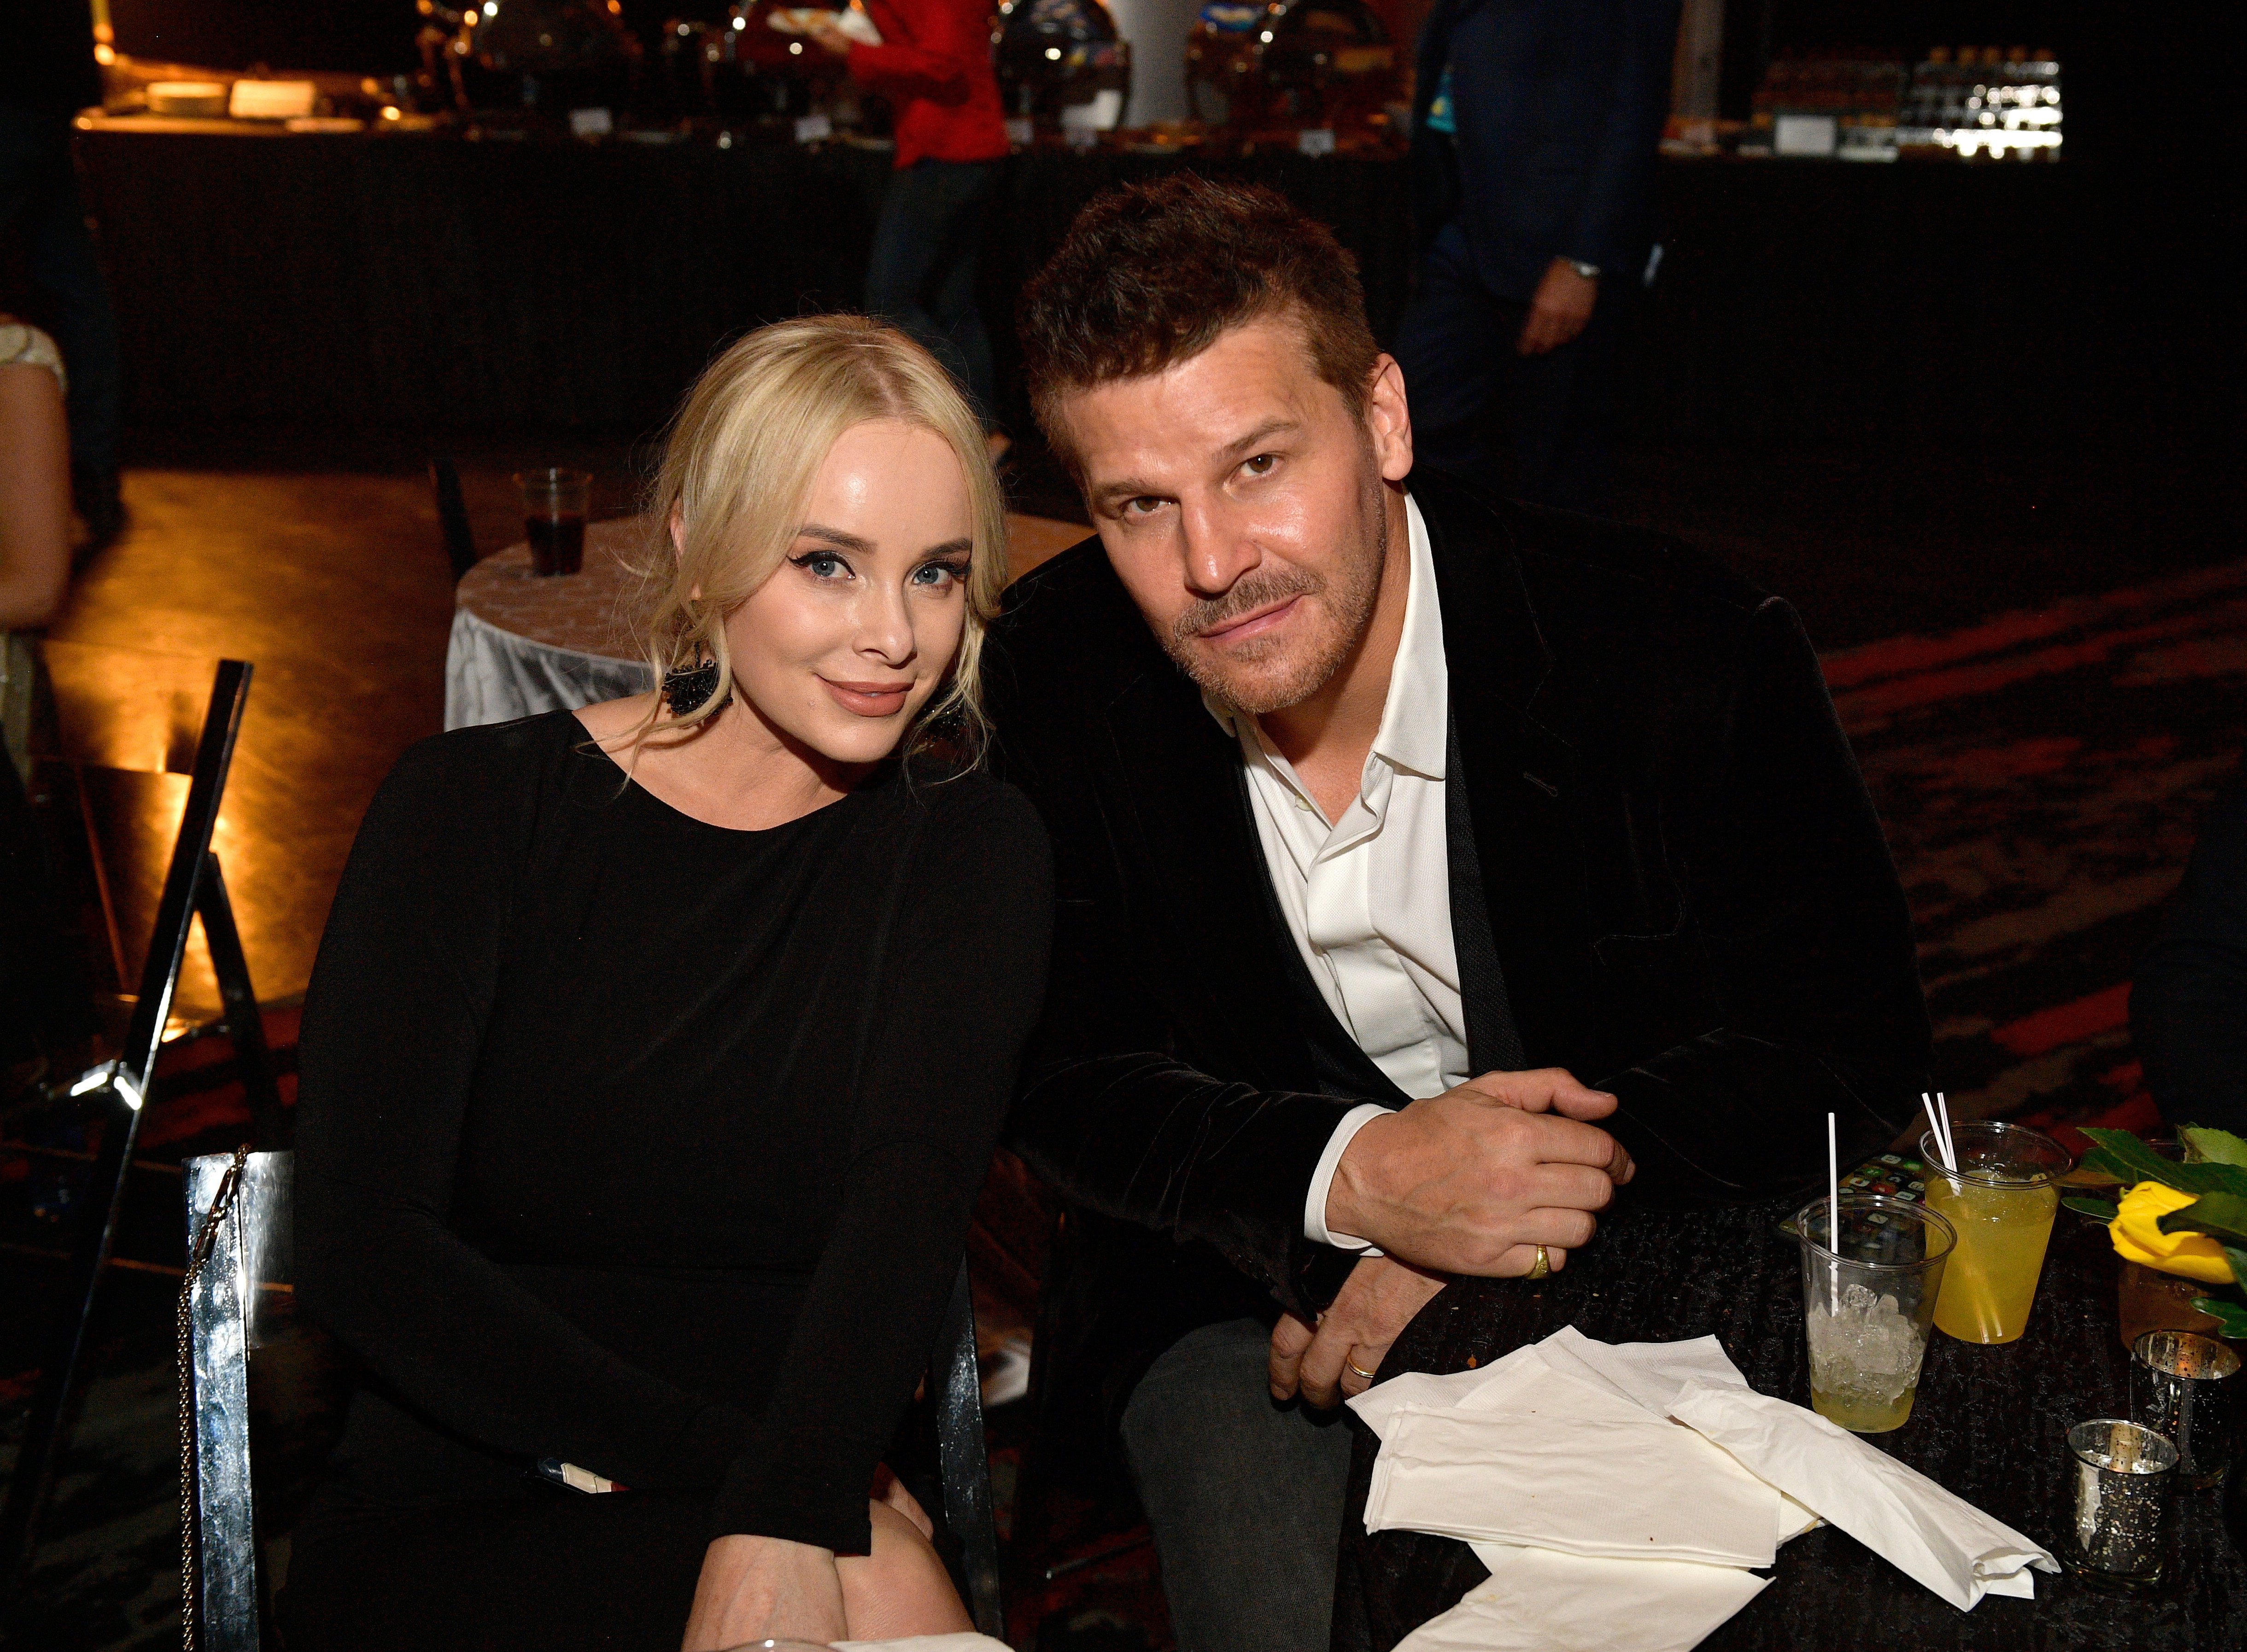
[2110,1181,2237,1285]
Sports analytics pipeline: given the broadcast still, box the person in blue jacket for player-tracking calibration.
[1393,0,1679,512]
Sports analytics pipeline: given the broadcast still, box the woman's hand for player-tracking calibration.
[681,1534,848,1651]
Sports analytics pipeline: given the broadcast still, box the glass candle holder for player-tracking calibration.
[2062,1418,2177,1590]
[2131,1330,2240,1490]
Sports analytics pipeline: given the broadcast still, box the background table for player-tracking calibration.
[446,517,655,730]
[1334,1202,2247,1652]
[446,511,1089,730]
[71,123,2215,465]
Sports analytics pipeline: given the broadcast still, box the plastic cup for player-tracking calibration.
[1919,1121,2070,1344]
[515,467,591,576]
[1795,1192,1956,1433]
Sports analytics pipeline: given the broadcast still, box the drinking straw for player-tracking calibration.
[1936,1092,1958,1171]
[1827,1111,1840,1313]
[1921,1092,1957,1172]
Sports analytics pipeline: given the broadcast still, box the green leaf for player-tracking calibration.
[2229,1246,2247,1291]
[2080,1128,2247,1198]
[2189,1295,2247,1338]
[2063,1196,2120,1222]
[2182,1126,2247,1168]
[2157,1192,2247,1249]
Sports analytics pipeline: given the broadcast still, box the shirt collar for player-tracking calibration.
[1199,493,1449,780]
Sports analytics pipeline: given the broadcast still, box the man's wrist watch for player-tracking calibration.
[1562,258,1601,281]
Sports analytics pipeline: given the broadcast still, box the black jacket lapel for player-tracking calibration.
[1444,713,1526,1074]
[1098,663,1322,1092]
[1417,473,1598,1067]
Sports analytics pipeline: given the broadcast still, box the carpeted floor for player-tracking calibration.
[1831,557,2247,1148]
[6,460,2245,1650]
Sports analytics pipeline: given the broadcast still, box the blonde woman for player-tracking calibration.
[284,317,1053,1650]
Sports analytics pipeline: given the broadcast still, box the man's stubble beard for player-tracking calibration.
[1158,456,1392,718]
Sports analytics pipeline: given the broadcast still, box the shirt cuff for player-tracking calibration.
[1303,1103,1395,1250]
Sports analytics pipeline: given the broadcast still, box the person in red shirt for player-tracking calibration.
[810,0,1009,438]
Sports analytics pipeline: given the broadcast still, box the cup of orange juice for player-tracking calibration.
[1919,1120,2071,1344]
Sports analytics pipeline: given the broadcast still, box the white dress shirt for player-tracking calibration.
[1201,496,1467,1249]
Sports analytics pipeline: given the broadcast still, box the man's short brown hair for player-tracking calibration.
[1016,173,1381,473]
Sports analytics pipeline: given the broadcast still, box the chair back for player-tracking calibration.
[182,1149,293,1652]
[429,457,477,579]
[177,1155,1004,1644]
[933,1259,1005,1637]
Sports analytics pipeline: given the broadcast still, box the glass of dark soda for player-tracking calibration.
[515,467,592,576]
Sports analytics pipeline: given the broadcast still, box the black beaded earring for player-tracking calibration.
[662,648,721,718]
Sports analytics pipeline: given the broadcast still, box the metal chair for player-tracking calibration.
[180,1148,290,1652]
[1,660,279,1600]
[934,1258,1006,1638]
[178,1149,1006,1645]
[428,457,477,580]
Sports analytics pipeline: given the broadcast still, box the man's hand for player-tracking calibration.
[681,1533,848,1650]
[804,18,854,56]
[1270,1254,1447,1410]
[1325,1068,1633,1275]
[871,1462,935,1541]
[1517,258,1597,356]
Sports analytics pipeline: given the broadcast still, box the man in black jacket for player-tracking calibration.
[2135,761,2247,1138]
[990,176,1929,1652]
[1394,0,1679,511]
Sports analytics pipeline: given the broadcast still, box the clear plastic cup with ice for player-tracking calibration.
[1796,1193,1958,1433]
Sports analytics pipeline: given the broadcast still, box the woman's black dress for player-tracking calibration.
[278,711,1052,1649]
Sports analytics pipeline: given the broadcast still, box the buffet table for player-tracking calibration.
[71,121,2110,453]
[1334,1203,2246,1652]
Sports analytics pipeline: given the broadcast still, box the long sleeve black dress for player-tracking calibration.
[278,710,1052,1651]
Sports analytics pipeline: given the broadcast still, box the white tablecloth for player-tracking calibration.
[444,606,652,730]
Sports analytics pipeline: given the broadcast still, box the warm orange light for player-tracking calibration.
[381,105,403,120]
[94,43,117,64]
[94,23,114,42]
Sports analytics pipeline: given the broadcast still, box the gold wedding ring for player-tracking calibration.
[1527,1244,1551,1280]
[1345,1356,1378,1382]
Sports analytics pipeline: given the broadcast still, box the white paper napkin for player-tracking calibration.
[1531,1326,1748,1413]
[1669,1380,2057,1609]
[1350,1348,1543,1441]
[1393,1545,1770,1652]
[1364,1368,1782,1567]
[1510,1331,1821,1545]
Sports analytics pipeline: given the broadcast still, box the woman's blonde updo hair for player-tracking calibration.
[635,314,1009,765]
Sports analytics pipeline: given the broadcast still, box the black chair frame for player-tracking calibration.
[0,660,281,1601]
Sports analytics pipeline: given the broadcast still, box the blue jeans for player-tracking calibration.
[865,158,998,429]
[0,104,121,482]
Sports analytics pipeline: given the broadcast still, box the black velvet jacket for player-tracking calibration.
[984,468,1932,1446]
